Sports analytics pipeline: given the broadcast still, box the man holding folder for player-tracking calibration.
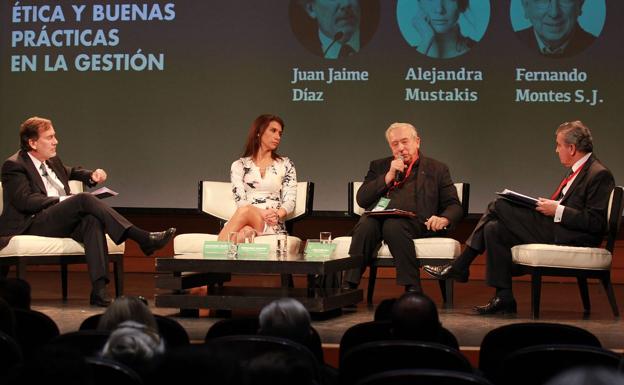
[425,121,615,314]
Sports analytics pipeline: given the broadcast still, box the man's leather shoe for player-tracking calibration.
[90,288,111,307]
[140,227,176,256]
[474,296,517,315]
[423,263,469,283]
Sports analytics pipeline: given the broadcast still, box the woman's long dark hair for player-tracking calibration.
[242,114,285,160]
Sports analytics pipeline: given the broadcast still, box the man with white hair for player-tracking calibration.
[516,0,596,57]
[344,122,463,294]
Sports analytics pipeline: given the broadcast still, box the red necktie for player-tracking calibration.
[550,159,589,200]
[550,170,573,200]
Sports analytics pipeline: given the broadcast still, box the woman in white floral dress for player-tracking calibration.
[218,114,297,241]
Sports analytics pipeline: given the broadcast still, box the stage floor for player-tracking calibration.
[26,271,624,350]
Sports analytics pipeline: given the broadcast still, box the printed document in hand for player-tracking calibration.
[496,189,538,208]
[89,187,118,199]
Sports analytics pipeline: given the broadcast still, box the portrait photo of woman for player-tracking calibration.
[397,0,490,59]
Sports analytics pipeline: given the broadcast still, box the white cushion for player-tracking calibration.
[412,238,460,259]
[174,233,219,254]
[174,233,302,255]
[512,244,612,270]
[332,236,458,260]
[333,236,354,256]
[0,235,124,257]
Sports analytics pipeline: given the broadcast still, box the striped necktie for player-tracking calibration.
[40,162,66,196]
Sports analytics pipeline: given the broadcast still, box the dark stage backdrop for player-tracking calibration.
[1,1,622,211]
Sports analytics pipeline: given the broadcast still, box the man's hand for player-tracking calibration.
[536,198,558,217]
[385,158,406,185]
[91,169,107,183]
[425,215,449,231]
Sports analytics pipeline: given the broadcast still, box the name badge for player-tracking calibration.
[304,242,336,258]
[372,197,390,211]
[237,243,270,258]
[203,241,229,257]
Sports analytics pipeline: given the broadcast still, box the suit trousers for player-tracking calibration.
[25,193,132,284]
[346,215,425,286]
[467,199,555,289]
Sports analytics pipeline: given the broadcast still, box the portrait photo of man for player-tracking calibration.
[510,0,605,58]
[289,0,380,59]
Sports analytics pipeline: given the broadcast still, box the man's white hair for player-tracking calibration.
[385,122,418,141]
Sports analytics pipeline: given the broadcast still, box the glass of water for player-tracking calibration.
[276,230,288,257]
[244,228,256,244]
[320,232,332,244]
[228,231,238,257]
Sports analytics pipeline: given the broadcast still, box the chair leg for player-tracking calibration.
[16,261,26,280]
[600,274,619,317]
[281,274,294,288]
[531,272,542,319]
[577,277,591,315]
[443,279,454,308]
[113,257,124,297]
[367,264,378,305]
[61,263,68,300]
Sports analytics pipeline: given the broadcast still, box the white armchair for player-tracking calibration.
[511,186,623,319]
[0,182,125,299]
[174,181,314,256]
[333,182,469,306]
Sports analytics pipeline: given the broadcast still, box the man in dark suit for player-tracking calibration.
[516,0,596,58]
[0,117,176,306]
[297,0,363,59]
[344,123,463,293]
[425,121,615,314]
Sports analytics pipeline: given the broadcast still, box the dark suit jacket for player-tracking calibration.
[516,23,596,58]
[357,154,464,229]
[554,155,614,246]
[0,150,95,243]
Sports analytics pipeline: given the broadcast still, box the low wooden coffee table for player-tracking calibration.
[154,252,363,313]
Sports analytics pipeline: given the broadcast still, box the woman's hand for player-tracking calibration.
[261,209,280,226]
[412,5,435,55]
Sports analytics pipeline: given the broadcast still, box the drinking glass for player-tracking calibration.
[228,231,238,257]
[276,230,288,257]
[320,232,332,244]
[244,228,256,244]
